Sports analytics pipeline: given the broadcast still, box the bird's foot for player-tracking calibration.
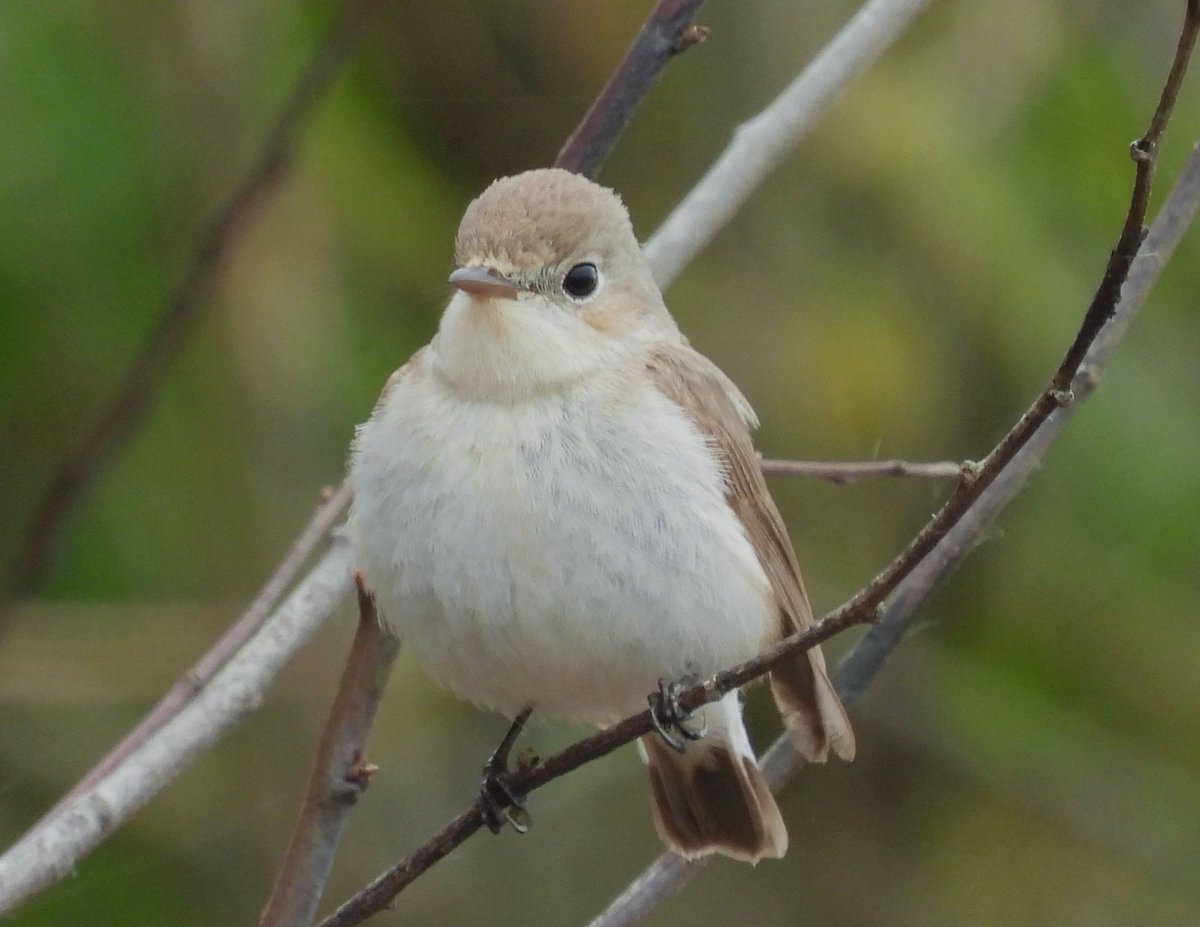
[648,676,707,753]
[479,707,533,834]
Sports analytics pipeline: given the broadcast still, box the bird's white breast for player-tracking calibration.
[347,353,777,725]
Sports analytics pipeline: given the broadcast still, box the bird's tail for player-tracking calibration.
[769,643,856,763]
[640,691,786,863]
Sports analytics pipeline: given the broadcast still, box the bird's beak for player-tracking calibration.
[449,266,528,299]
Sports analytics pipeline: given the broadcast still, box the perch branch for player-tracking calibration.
[6,0,380,602]
[258,575,400,927]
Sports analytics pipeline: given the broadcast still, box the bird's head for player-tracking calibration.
[432,169,671,400]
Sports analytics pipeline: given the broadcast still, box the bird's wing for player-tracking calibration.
[645,341,854,761]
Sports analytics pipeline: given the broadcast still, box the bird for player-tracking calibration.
[346,167,854,863]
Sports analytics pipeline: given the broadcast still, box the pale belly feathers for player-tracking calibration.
[347,364,778,725]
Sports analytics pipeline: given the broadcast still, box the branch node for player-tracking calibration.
[344,750,379,791]
[1050,387,1075,408]
[1131,137,1156,163]
[672,23,710,54]
[957,460,981,488]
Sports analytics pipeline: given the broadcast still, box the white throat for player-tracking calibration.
[430,290,633,402]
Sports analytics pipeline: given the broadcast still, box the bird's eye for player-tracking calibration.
[562,262,599,299]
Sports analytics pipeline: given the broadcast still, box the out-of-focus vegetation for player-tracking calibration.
[2,1,1198,924]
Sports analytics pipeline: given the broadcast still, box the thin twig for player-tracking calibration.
[759,457,963,483]
[259,575,400,927]
[6,0,380,603]
[555,0,709,177]
[1054,0,1199,388]
[320,6,1200,922]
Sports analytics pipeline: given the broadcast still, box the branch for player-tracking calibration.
[759,457,963,483]
[5,0,380,603]
[555,0,709,176]
[0,540,356,913]
[59,484,351,810]
[643,0,939,290]
[258,576,400,927]
[321,5,1200,922]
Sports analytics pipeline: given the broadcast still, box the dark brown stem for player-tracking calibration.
[554,0,709,177]
[317,7,1200,923]
[5,0,380,603]
[759,457,963,483]
[1053,0,1199,389]
[258,574,400,927]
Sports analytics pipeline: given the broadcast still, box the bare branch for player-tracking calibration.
[0,540,355,913]
[644,0,938,289]
[759,457,963,483]
[5,0,380,603]
[555,0,709,177]
[259,575,400,927]
[1054,0,1199,387]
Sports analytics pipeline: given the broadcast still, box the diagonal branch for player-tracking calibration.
[644,0,939,290]
[59,484,351,809]
[0,540,356,913]
[5,0,381,604]
[258,575,400,927]
[555,0,709,177]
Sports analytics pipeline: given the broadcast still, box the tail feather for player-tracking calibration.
[770,646,856,762]
[640,692,786,863]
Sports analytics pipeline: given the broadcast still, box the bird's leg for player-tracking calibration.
[648,676,707,753]
[479,706,534,834]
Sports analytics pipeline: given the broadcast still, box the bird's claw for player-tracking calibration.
[479,759,532,834]
[478,706,534,834]
[648,676,707,753]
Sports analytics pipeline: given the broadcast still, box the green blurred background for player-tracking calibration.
[2,0,1199,924]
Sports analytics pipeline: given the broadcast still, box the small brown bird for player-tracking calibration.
[347,168,854,862]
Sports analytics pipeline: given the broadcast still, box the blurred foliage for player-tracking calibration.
[2,0,1199,925]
